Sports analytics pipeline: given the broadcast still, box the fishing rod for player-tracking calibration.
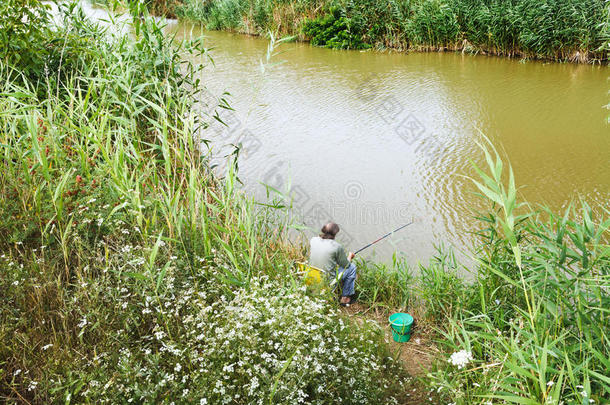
[354,220,414,255]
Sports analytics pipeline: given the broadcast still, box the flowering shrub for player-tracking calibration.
[73,277,405,404]
[193,278,405,404]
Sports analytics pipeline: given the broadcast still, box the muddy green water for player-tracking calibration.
[120,16,601,265]
[72,0,610,266]
[166,24,610,265]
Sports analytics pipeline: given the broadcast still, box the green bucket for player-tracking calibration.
[388,313,413,343]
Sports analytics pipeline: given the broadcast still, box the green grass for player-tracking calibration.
[177,0,610,62]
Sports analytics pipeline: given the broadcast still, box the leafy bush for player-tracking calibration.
[0,0,54,83]
[0,0,99,91]
[302,7,371,49]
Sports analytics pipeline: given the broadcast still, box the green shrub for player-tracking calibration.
[0,0,54,83]
[302,6,371,49]
[0,0,99,92]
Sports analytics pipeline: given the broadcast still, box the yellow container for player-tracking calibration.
[296,262,323,285]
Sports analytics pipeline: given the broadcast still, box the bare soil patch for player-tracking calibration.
[341,303,441,404]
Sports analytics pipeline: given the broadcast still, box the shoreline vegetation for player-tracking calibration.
[1,1,609,404]
[169,0,610,64]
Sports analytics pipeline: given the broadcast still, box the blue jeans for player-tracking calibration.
[333,262,357,297]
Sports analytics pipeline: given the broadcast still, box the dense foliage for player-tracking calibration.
[0,1,99,91]
[178,0,610,62]
[302,7,371,49]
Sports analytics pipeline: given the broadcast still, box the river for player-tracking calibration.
[81,4,610,267]
[169,24,609,267]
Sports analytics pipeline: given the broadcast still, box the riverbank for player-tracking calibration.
[174,0,610,64]
[1,3,609,404]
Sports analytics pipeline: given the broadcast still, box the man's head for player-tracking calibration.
[320,222,340,239]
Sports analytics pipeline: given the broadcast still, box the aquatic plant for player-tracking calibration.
[301,6,371,50]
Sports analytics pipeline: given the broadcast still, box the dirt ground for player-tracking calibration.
[341,303,442,404]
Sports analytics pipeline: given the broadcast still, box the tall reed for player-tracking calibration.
[177,0,610,62]
[422,140,610,403]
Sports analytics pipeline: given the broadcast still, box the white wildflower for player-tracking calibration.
[42,344,53,351]
[448,350,473,369]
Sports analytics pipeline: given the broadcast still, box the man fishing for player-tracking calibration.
[308,220,414,306]
[309,222,356,307]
